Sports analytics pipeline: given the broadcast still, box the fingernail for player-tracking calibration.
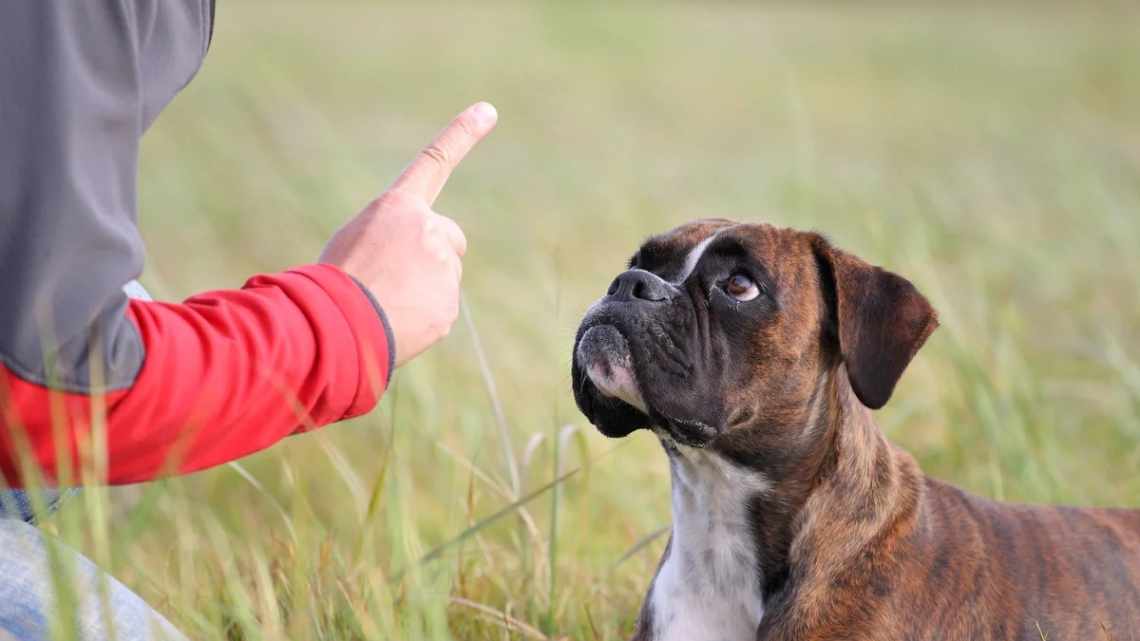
[472,101,498,129]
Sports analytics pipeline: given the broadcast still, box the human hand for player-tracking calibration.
[319,102,498,366]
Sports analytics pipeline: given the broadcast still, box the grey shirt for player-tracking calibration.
[0,0,214,392]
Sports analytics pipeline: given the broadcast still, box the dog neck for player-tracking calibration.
[760,369,926,635]
[755,367,926,638]
[648,436,770,641]
[643,366,923,641]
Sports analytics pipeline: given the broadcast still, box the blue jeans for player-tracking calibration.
[0,519,187,641]
[1,281,188,641]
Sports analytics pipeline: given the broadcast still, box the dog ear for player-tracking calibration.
[811,236,938,410]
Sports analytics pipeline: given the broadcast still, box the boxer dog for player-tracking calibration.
[571,219,1140,641]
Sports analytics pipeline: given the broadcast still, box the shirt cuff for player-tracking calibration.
[346,274,397,388]
[286,264,394,419]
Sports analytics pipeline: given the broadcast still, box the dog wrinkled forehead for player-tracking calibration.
[628,219,734,273]
[630,219,805,286]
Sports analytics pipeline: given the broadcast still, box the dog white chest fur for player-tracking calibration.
[649,438,769,641]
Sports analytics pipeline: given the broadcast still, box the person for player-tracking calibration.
[0,2,497,639]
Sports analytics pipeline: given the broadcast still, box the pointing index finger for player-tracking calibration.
[390,101,498,205]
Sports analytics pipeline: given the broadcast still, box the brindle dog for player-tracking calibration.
[571,219,1140,641]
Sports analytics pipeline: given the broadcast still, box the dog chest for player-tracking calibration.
[649,440,768,641]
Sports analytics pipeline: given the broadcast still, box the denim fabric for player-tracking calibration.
[0,519,188,641]
[0,490,76,524]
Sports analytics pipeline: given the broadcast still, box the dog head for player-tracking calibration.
[571,219,938,456]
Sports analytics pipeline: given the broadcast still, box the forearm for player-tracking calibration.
[1,265,393,486]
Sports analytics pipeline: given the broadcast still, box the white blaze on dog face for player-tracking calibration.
[669,232,720,285]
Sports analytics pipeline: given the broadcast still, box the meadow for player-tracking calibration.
[41,1,1140,639]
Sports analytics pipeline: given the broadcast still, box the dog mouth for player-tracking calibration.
[574,323,719,447]
[575,325,648,414]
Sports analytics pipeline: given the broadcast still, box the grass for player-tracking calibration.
[30,1,1140,639]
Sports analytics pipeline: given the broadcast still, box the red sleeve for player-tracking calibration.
[0,264,393,486]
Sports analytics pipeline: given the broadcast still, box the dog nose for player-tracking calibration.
[606,269,676,303]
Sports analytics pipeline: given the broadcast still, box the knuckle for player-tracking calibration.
[448,218,467,239]
[422,216,447,241]
[420,143,450,167]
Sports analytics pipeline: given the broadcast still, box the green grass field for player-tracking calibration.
[40,1,1140,639]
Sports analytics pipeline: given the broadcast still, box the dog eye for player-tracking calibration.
[725,273,760,301]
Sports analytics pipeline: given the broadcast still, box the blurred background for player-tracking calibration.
[46,1,1139,639]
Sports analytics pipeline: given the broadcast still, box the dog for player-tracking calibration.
[571,219,1140,641]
